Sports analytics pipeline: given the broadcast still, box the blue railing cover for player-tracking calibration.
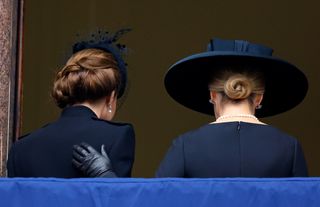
[0,178,319,207]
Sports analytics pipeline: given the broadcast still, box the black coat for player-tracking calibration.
[156,122,308,178]
[7,106,135,178]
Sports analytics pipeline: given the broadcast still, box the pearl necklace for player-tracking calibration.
[216,114,258,122]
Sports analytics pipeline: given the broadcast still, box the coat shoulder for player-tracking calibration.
[91,117,133,128]
[172,124,214,143]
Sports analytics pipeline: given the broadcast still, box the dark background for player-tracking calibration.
[22,0,320,177]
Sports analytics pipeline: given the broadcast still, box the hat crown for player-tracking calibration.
[207,38,274,56]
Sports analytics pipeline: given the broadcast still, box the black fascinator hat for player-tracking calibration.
[164,38,308,117]
[73,29,131,98]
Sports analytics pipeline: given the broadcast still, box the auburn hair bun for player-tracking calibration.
[52,48,121,108]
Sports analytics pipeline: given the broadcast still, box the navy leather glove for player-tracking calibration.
[72,142,117,178]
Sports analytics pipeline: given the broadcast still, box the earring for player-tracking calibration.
[256,104,262,109]
[108,105,112,113]
[209,99,214,104]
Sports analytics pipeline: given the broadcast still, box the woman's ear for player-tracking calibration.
[104,90,117,113]
[210,91,217,104]
[102,90,117,120]
[254,94,264,108]
[106,91,117,105]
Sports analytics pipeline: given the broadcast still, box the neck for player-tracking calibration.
[214,102,263,124]
[217,102,254,117]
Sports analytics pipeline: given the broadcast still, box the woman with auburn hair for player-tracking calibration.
[7,32,134,178]
[72,38,309,178]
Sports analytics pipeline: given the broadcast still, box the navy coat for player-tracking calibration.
[156,122,308,178]
[7,106,135,178]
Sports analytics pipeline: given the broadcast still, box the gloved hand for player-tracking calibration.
[72,142,117,178]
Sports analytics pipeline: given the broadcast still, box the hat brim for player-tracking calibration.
[164,51,308,118]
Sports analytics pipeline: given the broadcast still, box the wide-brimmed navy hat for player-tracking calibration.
[164,38,308,117]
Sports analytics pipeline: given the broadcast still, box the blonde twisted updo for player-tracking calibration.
[224,74,253,100]
[209,69,265,102]
[52,48,121,108]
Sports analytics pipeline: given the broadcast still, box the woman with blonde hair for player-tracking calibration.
[7,32,134,178]
[156,38,309,177]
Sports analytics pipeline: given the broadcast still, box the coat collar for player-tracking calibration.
[60,105,98,118]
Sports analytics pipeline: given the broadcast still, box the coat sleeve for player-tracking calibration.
[7,144,16,177]
[155,137,185,177]
[292,140,308,177]
[108,124,135,177]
